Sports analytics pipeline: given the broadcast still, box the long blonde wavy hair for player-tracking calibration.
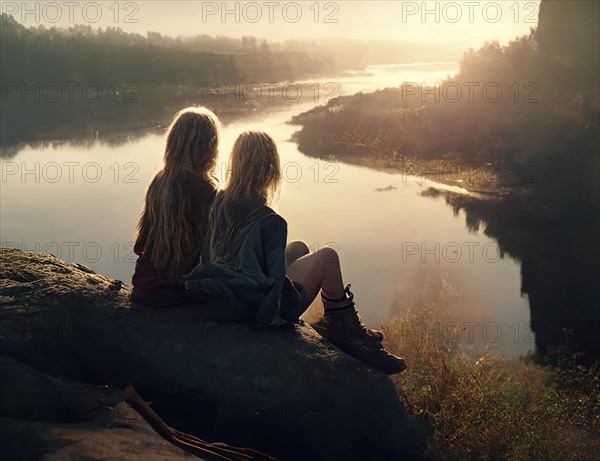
[208,131,282,265]
[134,106,220,282]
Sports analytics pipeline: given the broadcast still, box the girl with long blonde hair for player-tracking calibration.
[187,130,406,374]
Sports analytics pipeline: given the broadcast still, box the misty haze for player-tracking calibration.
[1,1,598,460]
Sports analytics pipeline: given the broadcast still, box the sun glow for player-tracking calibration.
[2,1,541,56]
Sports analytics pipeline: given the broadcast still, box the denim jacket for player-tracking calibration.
[183,205,299,324]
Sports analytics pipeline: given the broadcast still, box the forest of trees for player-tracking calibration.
[0,13,338,151]
[0,13,331,85]
[0,13,468,151]
[291,2,598,203]
[293,31,597,168]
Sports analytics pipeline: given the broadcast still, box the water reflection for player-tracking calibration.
[430,189,600,358]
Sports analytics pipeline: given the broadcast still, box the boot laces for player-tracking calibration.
[344,284,369,334]
[344,284,354,303]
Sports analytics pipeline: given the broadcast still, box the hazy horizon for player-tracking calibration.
[2,1,541,59]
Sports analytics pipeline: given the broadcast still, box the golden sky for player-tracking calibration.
[4,1,541,49]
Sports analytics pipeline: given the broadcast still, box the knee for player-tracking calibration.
[285,241,310,266]
[317,246,339,265]
[287,241,310,256]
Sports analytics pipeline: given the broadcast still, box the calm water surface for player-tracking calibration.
[0,63,533,355]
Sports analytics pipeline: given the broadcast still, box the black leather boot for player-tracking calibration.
[316,285,384,347]
[312,286,407,375]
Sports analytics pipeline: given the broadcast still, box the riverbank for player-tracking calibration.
[300,153,529,197]
[1,80,336,158]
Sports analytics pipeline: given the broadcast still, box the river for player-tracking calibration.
[0,62,534,356]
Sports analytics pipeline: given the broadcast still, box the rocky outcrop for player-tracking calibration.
[0,248,426,461]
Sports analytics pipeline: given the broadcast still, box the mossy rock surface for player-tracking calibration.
[0,248,425,461]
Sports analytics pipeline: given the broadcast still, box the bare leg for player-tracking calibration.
[286,246,345,304]
[284,246,404,374]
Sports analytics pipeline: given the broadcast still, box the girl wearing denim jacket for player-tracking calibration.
[190,131,406,375]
